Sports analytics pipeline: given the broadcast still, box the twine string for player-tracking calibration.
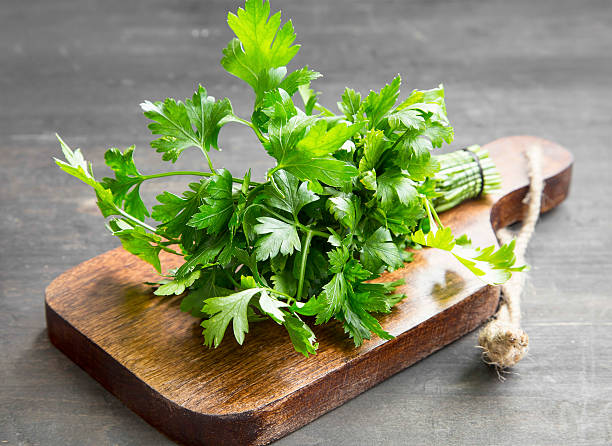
[461,147,485,198]
[477,145,544,376]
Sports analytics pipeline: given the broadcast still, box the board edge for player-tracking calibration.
[45,284,499,446]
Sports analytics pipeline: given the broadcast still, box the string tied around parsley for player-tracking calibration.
[478,145,543,377]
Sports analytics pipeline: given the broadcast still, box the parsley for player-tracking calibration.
[56,0,523,356]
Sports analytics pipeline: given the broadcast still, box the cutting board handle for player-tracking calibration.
[485,135,573,230]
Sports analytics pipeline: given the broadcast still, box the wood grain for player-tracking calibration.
[45,136,572,446]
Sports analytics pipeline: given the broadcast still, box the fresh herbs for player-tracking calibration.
[56,0,525,356]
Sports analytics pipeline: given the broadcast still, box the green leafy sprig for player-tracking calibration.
[56,0,525,356]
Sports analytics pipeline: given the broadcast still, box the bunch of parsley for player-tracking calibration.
[56,0,525,356]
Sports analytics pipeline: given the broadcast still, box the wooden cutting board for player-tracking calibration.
[46,135,572,446]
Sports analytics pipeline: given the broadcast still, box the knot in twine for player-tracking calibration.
[478,146,543,375]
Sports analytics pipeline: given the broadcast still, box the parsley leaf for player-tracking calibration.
[201,274,293,347]
[358,129,386,172]
[284,313,318,356]
[353,281,405,313]
[412,226,456,251]
[337,88,362,122]
[141,85,235,163]
[276,154,358,188]
[296,120,363,155]
[264,90,359,187]
[267,170,319,217]
[185,85,237,150]
[271,271,297,296]
[279,66,321,96]
[221,0,300,99]
[107,219,163,272]
[376,170,418,209]
[201,286,262,347]
[360,227,404,272]
[363,75,401,128]
[316,272,347,323]
[267,113,314,160]
[298,83,319,115]
[412,227,528,284]
[396,84,447,119]
[100,146,149,221]
[254,216,301,260]
[258,290,288,323]
[341,298,394,346]
[152,180,207,251]
[175,232,228,278]
[327,193,361,232]
[155,269,202,296]
[396,134,440,181]
[187,169,234,235]
[383,203,425,236]
[54,135,116,216]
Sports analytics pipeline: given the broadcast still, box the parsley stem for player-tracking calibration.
[114,203,183,247]
[159,245,183,256]
[263,287,295,303]
[251,123,267,144]
[200,148,215,172]
[424,198,444,231]
[242,115,268,144]
[296,230,313,300]
[252,263,269,287]
[424,198,435,230]
[257,206,294,225]
[115,206,158,233]
[266,166,280,180]
[246,183,265,201]
[256,205,330,239]
[141,171,261,186]
[431,203,444,229]
[142,171,210,179]
[303,227,329,238]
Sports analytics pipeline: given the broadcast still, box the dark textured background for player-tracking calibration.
[1,0,611,444]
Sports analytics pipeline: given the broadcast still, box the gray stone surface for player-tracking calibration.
[1,0,610,444]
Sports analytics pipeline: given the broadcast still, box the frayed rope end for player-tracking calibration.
[478,319,529,369]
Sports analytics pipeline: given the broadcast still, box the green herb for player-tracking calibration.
[55,0,525,356]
